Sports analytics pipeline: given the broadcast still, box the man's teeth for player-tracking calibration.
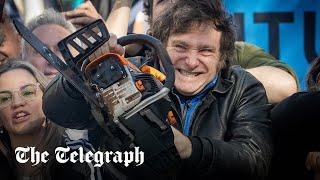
[16,112,26,118]
[178,69,199,76]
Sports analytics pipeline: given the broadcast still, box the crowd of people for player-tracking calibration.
[0,0,319,179]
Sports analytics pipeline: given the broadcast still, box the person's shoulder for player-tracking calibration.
[233,41,277,68]
[227,66,265,89]
[234,41,267,54]
[228,65,254,80]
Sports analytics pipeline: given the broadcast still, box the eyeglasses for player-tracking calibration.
[0,83,40,109]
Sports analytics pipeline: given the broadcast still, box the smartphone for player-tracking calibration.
[59,0,84,12]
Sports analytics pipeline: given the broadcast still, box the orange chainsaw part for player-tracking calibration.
[84,53,167,86]
[84,53,141,79]
[140,65,166,82]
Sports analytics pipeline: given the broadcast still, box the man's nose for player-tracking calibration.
[51,47,66,63]
[185,50,200,68]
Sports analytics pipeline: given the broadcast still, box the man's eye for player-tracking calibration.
[199,49,214,56]
[156,0,165,4]
[32,50,40,56]
[174,45,187,52]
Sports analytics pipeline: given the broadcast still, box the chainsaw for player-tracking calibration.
[14,19,181,178]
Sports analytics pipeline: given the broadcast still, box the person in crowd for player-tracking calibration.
[22,7,127,80]
[21,8,126,146]
[141,0,298,104]
[0,60,100,179]
[63,0,133,37]
[0,11,21,65]
[21,8,77,80]
[270,56,320,180]
[44,0,273,179]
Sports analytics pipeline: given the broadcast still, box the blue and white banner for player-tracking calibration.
[225,0,320,89]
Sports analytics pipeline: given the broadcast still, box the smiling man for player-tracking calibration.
[149,1,273,179]
[143,0,298,104]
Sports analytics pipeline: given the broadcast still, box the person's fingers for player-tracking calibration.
[89,42,109,62]
[114,45,125,56]
[85,0,94,7]
[64,9,88,18]
[107,34,124,55]
[108,34,118,49]
[69,17,96,26]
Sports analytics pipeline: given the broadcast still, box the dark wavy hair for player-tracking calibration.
[307,57,320,92]
[150,0,235,73]
[143,0,152,18]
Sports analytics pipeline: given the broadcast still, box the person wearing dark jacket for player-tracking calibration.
[43,0,272,179]
[270,57,320,180]
[142,0,298,105]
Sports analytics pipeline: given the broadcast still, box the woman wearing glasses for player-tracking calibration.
[0,60,101,179]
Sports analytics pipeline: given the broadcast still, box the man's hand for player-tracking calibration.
[63,0,103,27]
[171,126,192,159]
[88,33,125,62]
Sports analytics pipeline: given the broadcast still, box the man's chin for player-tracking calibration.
[175,86,202,96]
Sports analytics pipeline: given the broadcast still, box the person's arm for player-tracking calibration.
[173,71,273,178]
[246,66,297,104]
[233,41,298,104]
[105,0,133,37]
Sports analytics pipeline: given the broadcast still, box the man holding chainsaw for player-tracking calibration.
[39,0,272,179]
[150,1,272,179]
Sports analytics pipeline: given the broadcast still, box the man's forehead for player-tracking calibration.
[32,24,70,35]
[170,22,217,37]
[168,26,221,47]
[31,24,71,44]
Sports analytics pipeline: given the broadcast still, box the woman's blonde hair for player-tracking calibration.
[0,59,49,91]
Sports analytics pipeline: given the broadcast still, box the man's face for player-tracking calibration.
[151,0,175,22]
[166,25,222,96]
[0,68,45,135]
[25,24,70,79]
[0,22,21,64]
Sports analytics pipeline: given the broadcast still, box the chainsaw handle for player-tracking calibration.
[118,34,175,90]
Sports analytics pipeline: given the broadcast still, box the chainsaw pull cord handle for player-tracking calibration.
[118,34,175,90]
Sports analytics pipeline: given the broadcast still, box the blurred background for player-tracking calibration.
[2,0,320,89]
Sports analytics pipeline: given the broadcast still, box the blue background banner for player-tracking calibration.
[224,0,320,89]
